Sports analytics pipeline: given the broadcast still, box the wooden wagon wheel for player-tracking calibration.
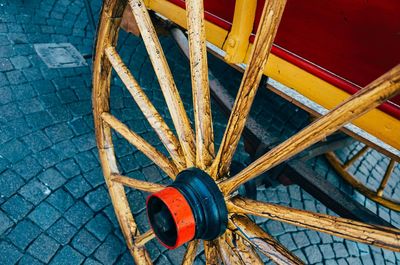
[326,143,400,211]
[93,0,400,263]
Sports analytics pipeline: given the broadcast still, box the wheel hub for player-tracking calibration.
[146,168,227,249]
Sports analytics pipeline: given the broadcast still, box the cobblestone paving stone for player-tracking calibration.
[0,0,399,264]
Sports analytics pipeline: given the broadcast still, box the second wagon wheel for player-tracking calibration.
[93,0,400,263]
[326,139,400,211]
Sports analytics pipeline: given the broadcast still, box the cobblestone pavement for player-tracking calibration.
[0,0,399,264]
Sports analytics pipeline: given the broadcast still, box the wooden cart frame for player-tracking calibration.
[93,0,400,263]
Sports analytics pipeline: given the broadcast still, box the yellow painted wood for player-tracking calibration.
[377,159,396,197]
[129,0,196,166]
[95,1,400,264]
[220,65,400,195]
[343,145,369,170]
[147,0,227,47]
[222,0,257,63]
[210,0,287,179]
[186,0,215,170]
[146,0,400,150]
[105,46,186,170]
[263,53,400,150]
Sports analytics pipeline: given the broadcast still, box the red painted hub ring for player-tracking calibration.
[146,187,196,249]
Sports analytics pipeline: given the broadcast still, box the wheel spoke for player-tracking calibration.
[228,196,400,252]
[93,3,152,263]
[132,246,152,265]
[134,229,155,247]
[182,240,200,265]
[105,46,186,170]
[377,159,396,197]
[217,233,245,265]
[102,112,179,178]
[186,0,215,170]
[224,228,263,265]
[113,180,152,264]
[219,65,400,195]
[100,148,152,264]
[129,0,196,166]
[204,240,221,265]
[229,214,304,265]
[111,174,165,193]
[343,145,369,170]
[210,0,287,178]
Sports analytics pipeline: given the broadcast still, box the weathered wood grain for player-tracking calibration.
[220,65,400,195]
[181,240,199,265]
[343,145,369,170]
[228,197,400,252]
[128,0,196,166]
[229,214,304,265]
[111,174,165,193]
[326,152,400,211]
[210,0,287,179]
[217,233,245,265]
[224,229,263,265]
[105,46,186,171]
[134,229,155,247]
[93,1,151,263]
[102,112,178,178]
[377,158,396,197]
[204,240,221,265]
[186,0,215,170]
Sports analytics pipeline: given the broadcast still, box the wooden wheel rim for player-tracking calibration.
[326,150,400,211]
[93,0,400,264]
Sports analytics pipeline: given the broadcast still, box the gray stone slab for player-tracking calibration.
[28,201,61,230]
[27,234,60,263]
[0,170,25,198]
[85,213,112,241]
[46,188,75,212]
[64,201,94,229]
[0,241,22,265]
[71,228,100,256]
[18,255,44,265]
[7,220,41,250]
[1,195,33,222]
[34,43,87,68]
[93,234,123,265]
[19,179,51,205]
[0,210,13,235]
[47,218,77,245]
[84,186,110,212]
[49,245,85,265]
[37,168,66,190]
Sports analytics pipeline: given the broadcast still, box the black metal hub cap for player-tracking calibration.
[146,168,228,248]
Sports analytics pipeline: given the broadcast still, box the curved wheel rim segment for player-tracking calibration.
[93,0,400,264]
[326,149,400,211]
